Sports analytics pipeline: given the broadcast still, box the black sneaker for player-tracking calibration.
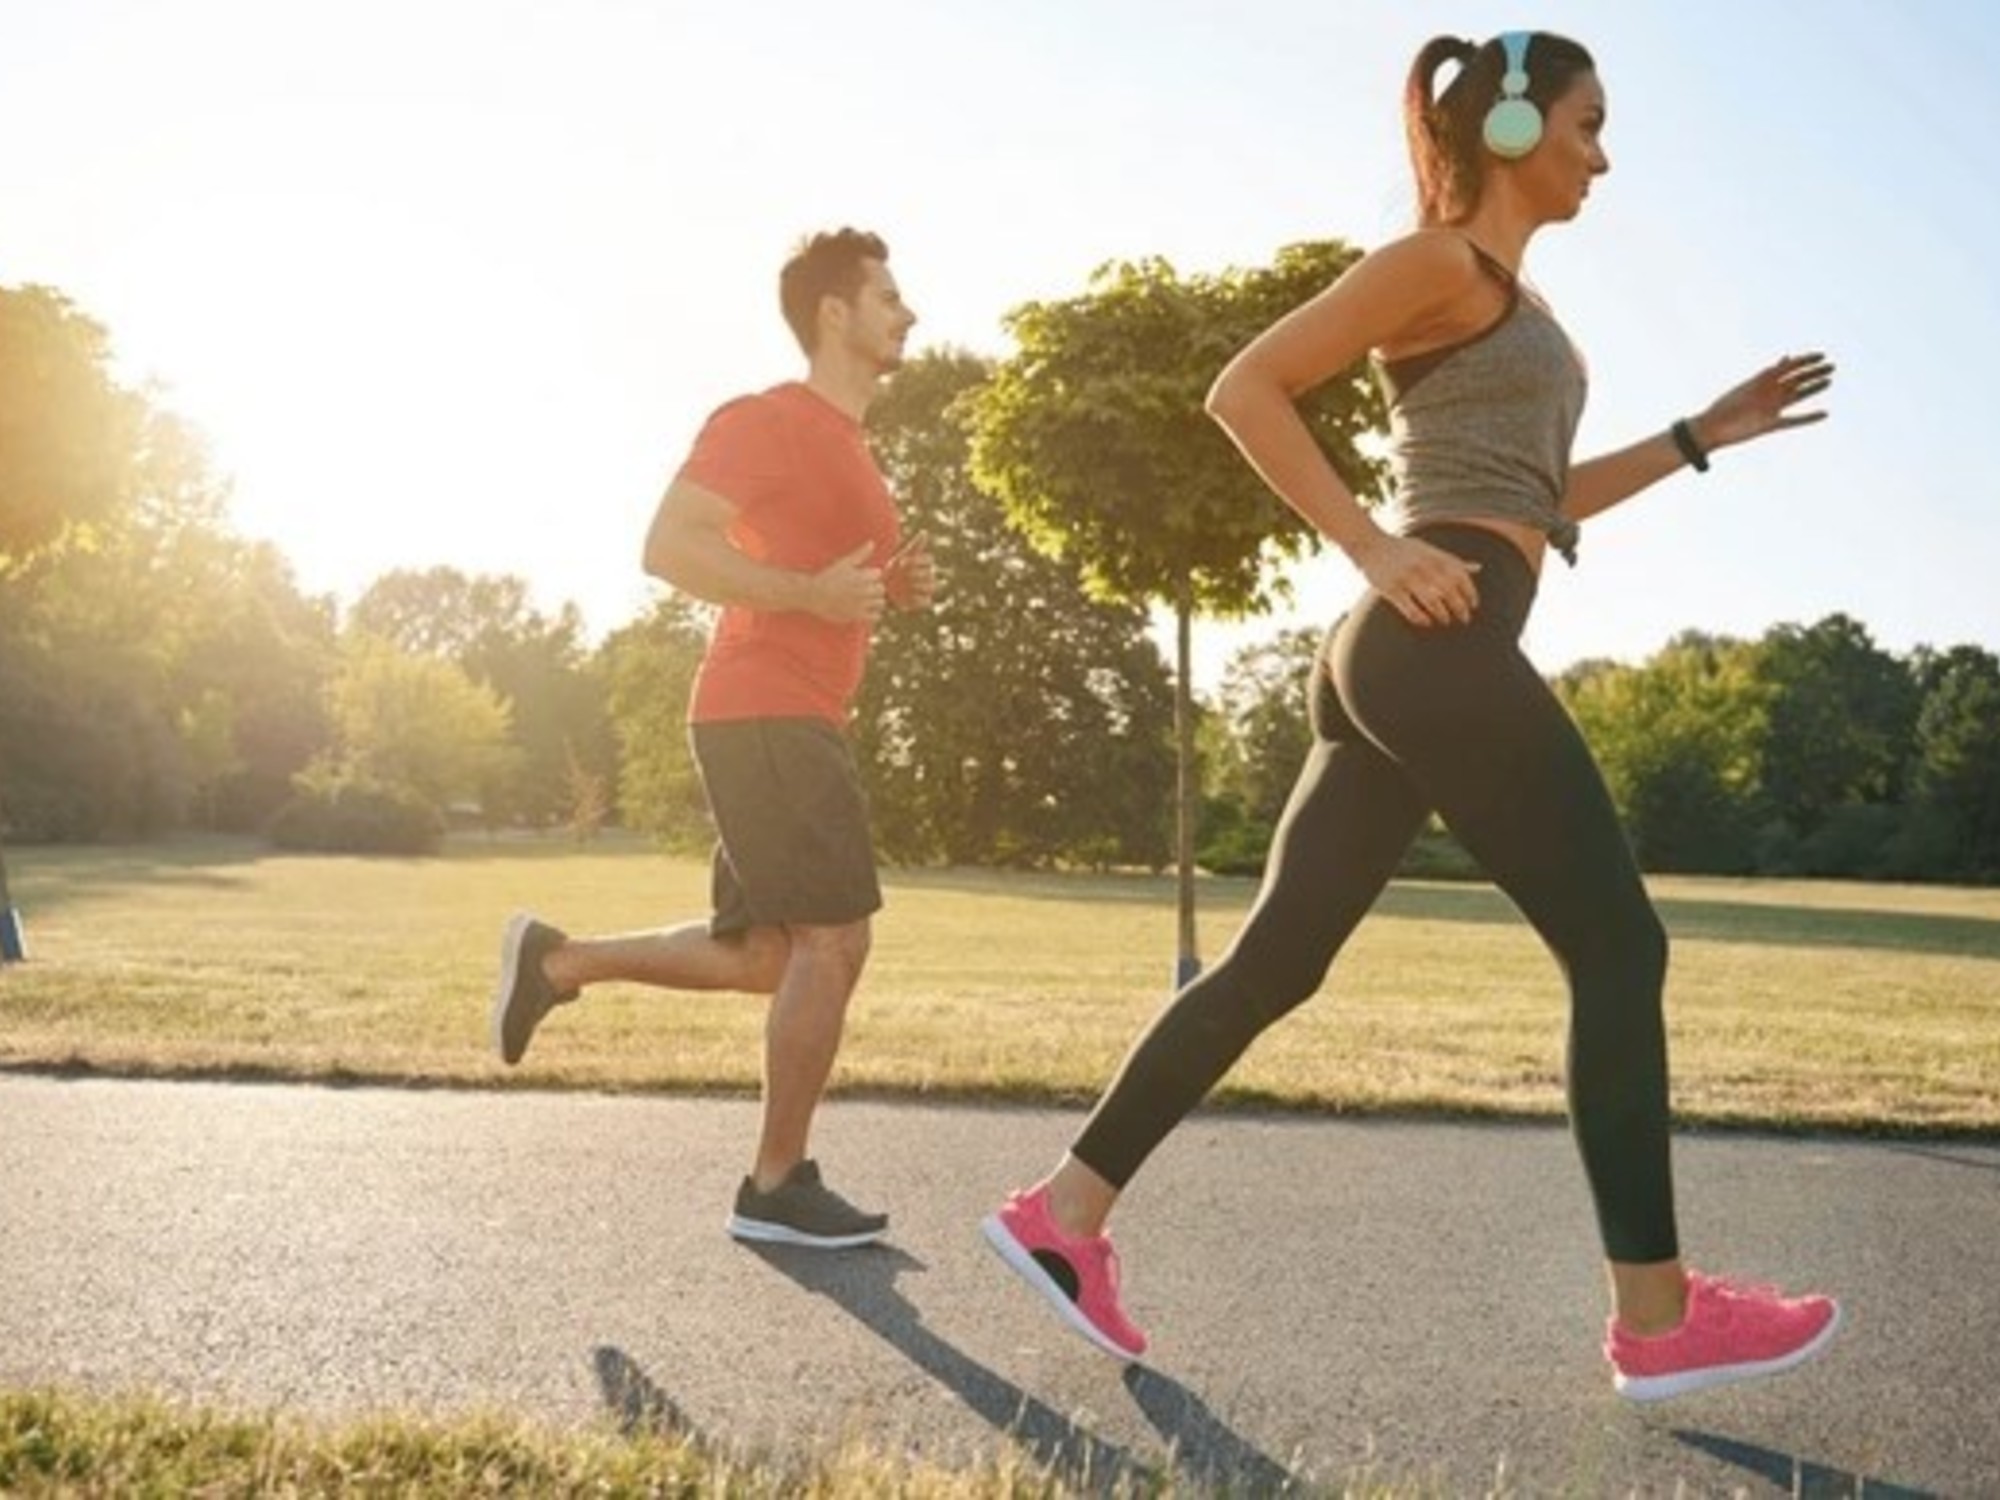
[490,912,579,1065]
[725,1160,889,1249]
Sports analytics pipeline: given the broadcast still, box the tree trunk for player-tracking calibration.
[1173,598,1200,987]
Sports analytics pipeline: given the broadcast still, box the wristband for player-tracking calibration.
[1671,418,1710,473]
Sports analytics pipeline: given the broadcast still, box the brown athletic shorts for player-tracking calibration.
[689,717,882,936]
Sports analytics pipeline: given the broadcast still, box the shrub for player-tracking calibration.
[1399,824,1483,881]
[267,778,444,855]
[1195,796,1270,878]
[1789,803,1906,879]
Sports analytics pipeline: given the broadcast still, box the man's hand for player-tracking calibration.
[885,531,936,610]
[807,543,887,624]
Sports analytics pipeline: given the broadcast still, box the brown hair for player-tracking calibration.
[778,228,890,355]
[1403,32,1596,225]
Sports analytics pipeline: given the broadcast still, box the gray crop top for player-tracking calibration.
[1373,243,1587,564]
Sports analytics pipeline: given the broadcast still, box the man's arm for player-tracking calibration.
[642,477,884,624]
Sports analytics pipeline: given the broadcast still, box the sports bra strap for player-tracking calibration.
[1454,233,1517,287]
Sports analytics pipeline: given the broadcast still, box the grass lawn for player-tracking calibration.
[3,832,1995,1134]
[0,1386,1120,1499]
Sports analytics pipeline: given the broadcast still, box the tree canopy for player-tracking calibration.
[0,286,132,567]
[4,275,1998,888]
[967,242,1384,619]
[857,350,1175,868]
[966,241,1386,966]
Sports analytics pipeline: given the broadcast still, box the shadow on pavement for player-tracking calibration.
[591,1345,706,1444]
[1673,1428,1940,1499]
[1877,1140,2000,1175]
[1122,1364,1299,1497]
[743,1240,1150,1492]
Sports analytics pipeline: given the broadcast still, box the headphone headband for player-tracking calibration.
[1498,30,1533,93]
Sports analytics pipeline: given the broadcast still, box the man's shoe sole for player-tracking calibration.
[490,913,535,1065]
[980,1213,1144,1361]
[725,1213,887,1250]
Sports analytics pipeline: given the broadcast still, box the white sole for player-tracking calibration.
[1614,1301,1843,1402]
[980,1213,1143,1362]
[490,912,533,1063]
[725,1214,887,1250]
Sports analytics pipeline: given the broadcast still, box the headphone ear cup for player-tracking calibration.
[1483,97,1544,158]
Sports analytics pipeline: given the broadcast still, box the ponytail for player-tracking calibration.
[1403,35,1483,225]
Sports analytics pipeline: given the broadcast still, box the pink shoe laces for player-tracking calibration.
[1083,1233,1125,1292]
[1693,1272,1789,1306]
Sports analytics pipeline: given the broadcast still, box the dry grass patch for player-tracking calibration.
[0,1387,1468,1498]
[3,836,1996,1133]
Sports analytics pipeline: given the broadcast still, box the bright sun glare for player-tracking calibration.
[115,188,552,592]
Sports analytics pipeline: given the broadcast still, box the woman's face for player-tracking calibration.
[1518,71,1611,221]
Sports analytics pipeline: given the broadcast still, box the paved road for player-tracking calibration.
[2,1073,1996,1495]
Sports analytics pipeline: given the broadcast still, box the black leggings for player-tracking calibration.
[1071,525,1678,1264]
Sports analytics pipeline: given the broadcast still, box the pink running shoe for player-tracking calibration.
[1605,1271,1841,1402]
[982,1185,1148,1360]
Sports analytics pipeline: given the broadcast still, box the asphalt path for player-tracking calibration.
[2,1073,1996,1495]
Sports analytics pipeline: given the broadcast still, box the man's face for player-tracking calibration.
[832,258,917,373]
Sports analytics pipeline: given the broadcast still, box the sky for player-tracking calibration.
[4,0,1998,689]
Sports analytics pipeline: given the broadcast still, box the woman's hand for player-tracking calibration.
[1693,352,1834,453]
[1353,532,1482,628]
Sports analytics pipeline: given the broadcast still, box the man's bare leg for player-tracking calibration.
[751,918,870,1190]
[543,922,788,996]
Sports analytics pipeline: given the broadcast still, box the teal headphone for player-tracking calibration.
[1482,31,1543,159]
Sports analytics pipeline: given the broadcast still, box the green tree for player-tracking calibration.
[1211,629,1319,826]
[1910,645,2000,880]
[1560,632,1768,873]
[129,417,337,830]
[350,568,611,826]
[0,285,142,947]
[0,286,131,566]
[174,541,337,832]
[1751,614,1920,869]
[562,738,612,843]
[967,243,1384,969]
[1197,629,1319,874]
[350,568,542,660]
[325,633,516,814]
[0,361,331,841]
[0,634,183,840]
[598,596,711,846]
[858,350,1175,868]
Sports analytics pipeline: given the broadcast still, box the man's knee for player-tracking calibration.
[785,918,872,986]
[727,926,792,991]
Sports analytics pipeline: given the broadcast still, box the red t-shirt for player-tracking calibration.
[676,382,901,725]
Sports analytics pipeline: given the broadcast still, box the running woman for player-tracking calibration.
[983,32,1840,1402]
